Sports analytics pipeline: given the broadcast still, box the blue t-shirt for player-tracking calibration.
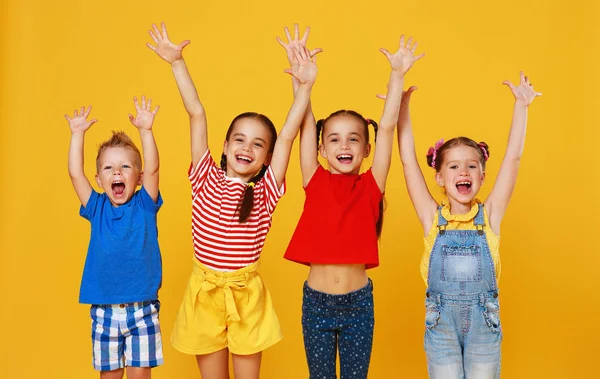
[78,186,163,304]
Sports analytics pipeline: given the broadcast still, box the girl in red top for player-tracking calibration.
[147,23,317,378]
[278,25,424,378]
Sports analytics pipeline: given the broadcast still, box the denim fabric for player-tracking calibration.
[425,205,502,379]
[302,280,374,379]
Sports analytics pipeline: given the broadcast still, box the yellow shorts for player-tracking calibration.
[171,259,283,355]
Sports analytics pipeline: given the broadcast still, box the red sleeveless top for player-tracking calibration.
[284,165,382,269]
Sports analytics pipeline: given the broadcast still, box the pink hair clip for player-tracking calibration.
[478,143,489,161]
[427,138,445,169]
[365,118,371,124]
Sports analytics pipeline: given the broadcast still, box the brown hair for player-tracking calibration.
[427,137,490,172]
[316,109,385,238]
[220,112,278,223]
[96,131,142,172]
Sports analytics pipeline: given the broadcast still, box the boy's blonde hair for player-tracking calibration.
[96,131,142,171]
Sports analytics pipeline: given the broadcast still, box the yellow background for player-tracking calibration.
[1,0,598,378]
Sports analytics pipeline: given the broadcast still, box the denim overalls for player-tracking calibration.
[424,204,502,379]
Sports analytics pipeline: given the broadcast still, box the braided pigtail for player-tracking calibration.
[238,165,268,223]
[316,119,326,146]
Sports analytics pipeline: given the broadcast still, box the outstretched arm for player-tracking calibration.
[372,36,424,192]
[277,24,323,186]
[485,71,541,234]
[270,46,318,188]
[128,96,161,202]
[65,106,97,207]
[394,87,438,232]
[147,22,207,167]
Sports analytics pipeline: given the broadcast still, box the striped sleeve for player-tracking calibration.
[261,165,286,215]
[188,150,217,198]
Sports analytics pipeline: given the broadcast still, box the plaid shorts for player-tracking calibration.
[90,301,163,371]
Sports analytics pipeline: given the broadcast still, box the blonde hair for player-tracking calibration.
[96,131,142,171]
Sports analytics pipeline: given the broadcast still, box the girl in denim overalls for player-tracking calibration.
[396,72,541,378]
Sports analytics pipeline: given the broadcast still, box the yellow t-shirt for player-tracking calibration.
[421,199,501,285]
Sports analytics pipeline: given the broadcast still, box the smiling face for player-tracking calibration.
[95,147,142,206]
[319,114,371,175]
[435,144,485,205]
[222,115,276,181]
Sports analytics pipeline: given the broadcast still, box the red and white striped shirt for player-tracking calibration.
[188,150,286,271]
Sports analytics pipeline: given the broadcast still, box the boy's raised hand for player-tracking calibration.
[146,22,190,64]
[128,96,159,130]
[380,35,425,75]
[276,24,322,69]
[503,71,542,107]
[64,105,97,134]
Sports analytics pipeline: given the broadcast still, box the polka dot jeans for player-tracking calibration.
[301,279,374,379]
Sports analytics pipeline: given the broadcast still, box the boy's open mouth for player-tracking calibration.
[337,154,353,164]
[112,181,126,196]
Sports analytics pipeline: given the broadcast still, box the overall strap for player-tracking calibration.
[437,206,448,235]
[474,203,485,235]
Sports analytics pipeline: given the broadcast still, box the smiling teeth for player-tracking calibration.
[338,155,352,159]
[237,156,252,162]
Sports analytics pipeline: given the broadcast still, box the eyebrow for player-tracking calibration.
[446,159,480,165]
[326,132,361,138]
[233,133,267,144]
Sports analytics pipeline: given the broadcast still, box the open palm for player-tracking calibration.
[129,96,159,130]
[146,22,190,64]
[503,72,541,107]
[380,36,424,75]
[64,106,97,134]
[285,46,317,85]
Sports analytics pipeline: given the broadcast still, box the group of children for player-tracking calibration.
[66,22,540,379]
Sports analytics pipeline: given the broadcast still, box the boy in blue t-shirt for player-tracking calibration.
[65,96,163,378]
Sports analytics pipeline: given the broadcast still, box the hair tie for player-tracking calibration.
[479,143,489,161]
[247,182,255,188]
[426,138,445,169]
[365,118,371,124]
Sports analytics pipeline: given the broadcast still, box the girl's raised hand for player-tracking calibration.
[284,45,317,85]
[128,96,159,130]
[64,105,97,134]
[503,71,542,107]
[380,35,425,75]
[276,24,323,68]
[146,22,190,64]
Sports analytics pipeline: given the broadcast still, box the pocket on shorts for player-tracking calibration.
[482,299,501,333]
[425,297,441,330]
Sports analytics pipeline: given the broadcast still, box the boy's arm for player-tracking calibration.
[65,106,97,207]
[270,46,317,188]
[147,22,207,168]
[276,24,322,187]
[485,72,541,234]
[128,96,160,202]
[372,36,424,192]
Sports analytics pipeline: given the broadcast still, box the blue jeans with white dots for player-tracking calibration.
[301,279,374,379]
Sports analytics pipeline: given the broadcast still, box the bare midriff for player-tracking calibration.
[307,264,368,294]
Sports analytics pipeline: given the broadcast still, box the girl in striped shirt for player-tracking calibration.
[146,23,317,378]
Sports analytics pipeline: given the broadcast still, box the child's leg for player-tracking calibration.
[232,352,262,379]
[125,367,151,379]
[424,304,464,379]
[196,348,230,379]
[463,303,502,379]
[100,369,124,379]
[337,286,375,379]
[302,285,338,378]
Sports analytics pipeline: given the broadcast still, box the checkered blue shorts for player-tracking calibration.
[90,301,164,371]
